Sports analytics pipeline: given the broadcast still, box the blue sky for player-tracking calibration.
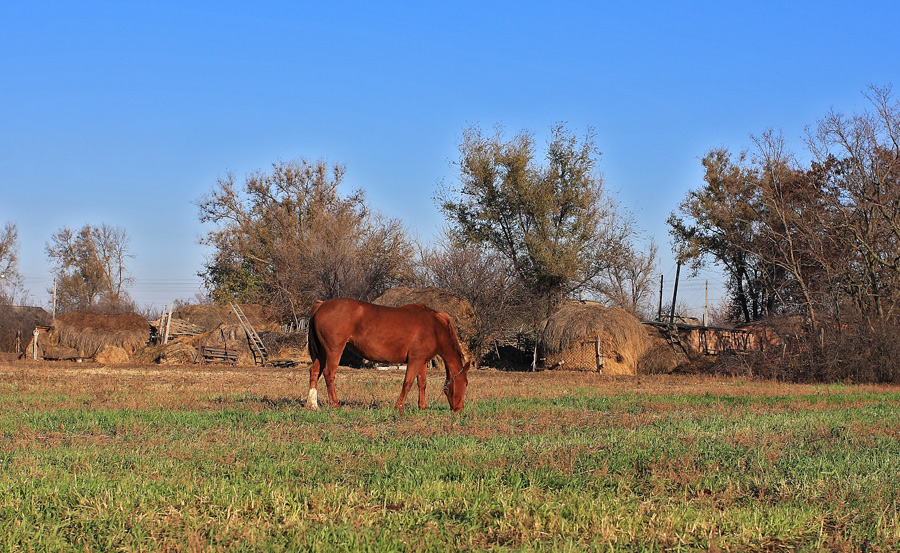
[2,1,899,313]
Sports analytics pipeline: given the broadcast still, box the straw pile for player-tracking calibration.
[94,345,130,364]
[136,325,251,365]
[0,306,50,354]
[374,287,477,345]
[172,304,280,333]
[374,287,479,369]
[42,312,150,360]
[139,305,302,365]
[538,301,676,375]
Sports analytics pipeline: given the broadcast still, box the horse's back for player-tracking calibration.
[310,298,448,363]
[312,298,434,325]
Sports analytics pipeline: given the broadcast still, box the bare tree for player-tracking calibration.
[805,85,900,325]
[0,222,25,305]
[592,239,659,320]
[45,223,135,313]
[414,230,530,356]
[198,159,414,316]
[749,130,833,332]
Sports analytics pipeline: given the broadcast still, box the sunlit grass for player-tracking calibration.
[1,360,899,550]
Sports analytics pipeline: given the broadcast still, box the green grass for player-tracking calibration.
[1,363,899,551]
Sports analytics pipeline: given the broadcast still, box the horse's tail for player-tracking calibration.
[307,300,325,362]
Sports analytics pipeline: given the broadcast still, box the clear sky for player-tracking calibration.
[2,1,899,314]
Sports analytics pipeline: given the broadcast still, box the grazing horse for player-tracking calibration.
[306,298,471,413]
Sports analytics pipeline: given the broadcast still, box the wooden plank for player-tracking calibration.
[198,346,238,364]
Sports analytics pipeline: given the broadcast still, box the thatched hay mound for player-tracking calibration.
[374,287,477,345]
[538,301,676,375]
[172,304,280,333]
[94,345,130,364]
[0,305,50,354]
[639,326,680,374]
[374,287,479,369]
[260,330,310,364]
[44,312,149,359]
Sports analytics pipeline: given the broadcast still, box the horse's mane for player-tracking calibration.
[432,309,467,364]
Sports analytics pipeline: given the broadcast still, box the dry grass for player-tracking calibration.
[2,355,894,414]
[2,355,899,551]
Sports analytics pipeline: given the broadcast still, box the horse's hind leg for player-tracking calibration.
[416,362,428,410]
[308,357,322,409]
[322,354,341,407]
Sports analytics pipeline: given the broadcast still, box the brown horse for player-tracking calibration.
[306,298,471,413]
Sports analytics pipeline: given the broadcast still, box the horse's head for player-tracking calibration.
[443,358,471,412]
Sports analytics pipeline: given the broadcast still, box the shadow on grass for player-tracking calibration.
[211,393,388,411]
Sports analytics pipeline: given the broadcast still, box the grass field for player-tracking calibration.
[1,357,899,552]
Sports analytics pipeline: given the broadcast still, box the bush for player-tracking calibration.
[711,321,900,384]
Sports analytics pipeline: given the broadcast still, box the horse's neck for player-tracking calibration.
[432,313,464,367]
[436,336,463,368]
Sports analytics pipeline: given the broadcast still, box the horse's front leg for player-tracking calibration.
[396,360,425,413]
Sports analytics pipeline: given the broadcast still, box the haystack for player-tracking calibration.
[140,304,299,366]
[374,287,477,345]
[373,287,479,368]
[172,304,280,333]
[38,312,149,361]
[0,306,50,354]
[94,345,130,364]
[537,301,676,375]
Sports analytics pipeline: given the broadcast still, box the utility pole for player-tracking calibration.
[669,261,681,325]
[704,280,709,327]
[657,274,664,321]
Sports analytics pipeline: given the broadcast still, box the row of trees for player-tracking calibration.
[196,124,659,346]
[668,85,900,381]
[0,221,135,313]
[2,123,658,341]
[192,124,663,361]
[6,87,899,381]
